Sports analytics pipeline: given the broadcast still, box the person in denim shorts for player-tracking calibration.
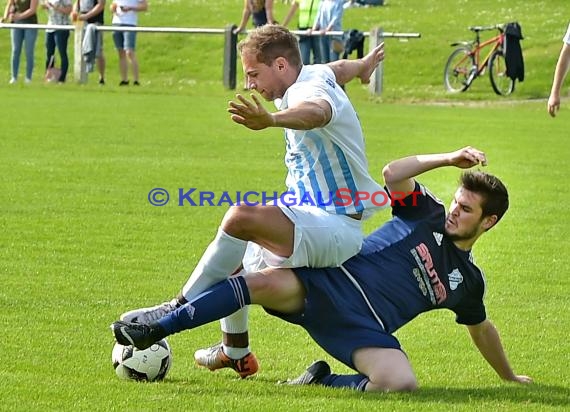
[110,0,147,85]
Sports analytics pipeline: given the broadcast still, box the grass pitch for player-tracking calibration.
[0,85,568,411]
[0,0,569,410]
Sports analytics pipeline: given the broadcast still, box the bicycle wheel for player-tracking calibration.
[444,47,476,93]
[489,51,514,96]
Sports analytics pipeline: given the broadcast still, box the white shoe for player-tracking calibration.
[120,298,179,324]
[194,343,259,378]
[24,78,31,84]
[9,78,16,84]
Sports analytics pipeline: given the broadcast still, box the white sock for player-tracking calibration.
[222,343,250,359]
[220,305,250,358]
[220,305,249,334]
[181,228,247,300]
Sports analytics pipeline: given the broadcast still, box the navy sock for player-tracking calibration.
[321,373,369,391]
[157,276,250,335]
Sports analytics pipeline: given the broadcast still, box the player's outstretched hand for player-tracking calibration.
[228,94,274,130]
[358,42,384,84]
[448,146,487,169]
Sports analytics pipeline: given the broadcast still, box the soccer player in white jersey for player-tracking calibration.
[119,25,386,377]
[547,22,570,117]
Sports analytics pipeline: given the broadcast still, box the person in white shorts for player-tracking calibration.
[547,22,570,117]
[118,25,386,378]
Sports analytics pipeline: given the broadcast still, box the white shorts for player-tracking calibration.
[242,204,363,272]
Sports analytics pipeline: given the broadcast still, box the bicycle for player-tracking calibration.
[444,24,514,96]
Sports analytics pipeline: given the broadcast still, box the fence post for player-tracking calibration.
[368,26,384,95]
[73,20,87,84]
[223,24,237,90]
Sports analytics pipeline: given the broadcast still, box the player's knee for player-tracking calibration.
[244,272,271,296]
[245,269,305,312]
[221,205,260,237]
[366,371,418,392]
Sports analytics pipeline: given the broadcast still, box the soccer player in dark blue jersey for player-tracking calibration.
[112,146,532,391]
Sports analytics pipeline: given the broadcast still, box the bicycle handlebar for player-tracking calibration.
[468,24,504,33]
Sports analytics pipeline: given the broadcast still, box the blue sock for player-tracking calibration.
[157,276,250,335]
[321,373,369,391]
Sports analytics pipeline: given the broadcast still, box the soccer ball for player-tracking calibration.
[111,339,172,382]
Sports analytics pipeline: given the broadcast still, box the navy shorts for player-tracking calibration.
[265,266,402,370]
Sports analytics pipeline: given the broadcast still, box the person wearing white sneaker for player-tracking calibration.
[3,0,39,83]
[117,25,387,377]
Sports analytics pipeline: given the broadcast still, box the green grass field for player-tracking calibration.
[1,0,570,411]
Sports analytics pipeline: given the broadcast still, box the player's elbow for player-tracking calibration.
[382,164,396,184]
[308,106,330,129]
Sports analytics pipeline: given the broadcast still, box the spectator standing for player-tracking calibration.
[547,22,570,117]
[42,0,72,83]
[310,0,343,63]
[71,0,106,84]
[110,0,147,86]
[233,0,275,35]
[282,0,321,64]
[2,0,39,83]
[234,0,276,89]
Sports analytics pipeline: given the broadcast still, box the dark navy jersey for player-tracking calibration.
[340,181,487,333]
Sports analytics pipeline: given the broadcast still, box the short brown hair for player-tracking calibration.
[238,25,302,70]
[460,170,509,225]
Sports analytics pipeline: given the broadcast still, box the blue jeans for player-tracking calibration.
[46,30,70,82]
[298,34,322,65]
[319,36,340,63]
[11,26,38,80]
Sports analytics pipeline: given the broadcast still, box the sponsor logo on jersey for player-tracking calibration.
[413,267,428,297]
[448,268,463,291]
[411,242,447,304]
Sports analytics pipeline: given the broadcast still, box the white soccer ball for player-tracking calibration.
[111,339,172,382]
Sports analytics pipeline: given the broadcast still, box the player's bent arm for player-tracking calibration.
[467,319,532,384]
[382,147,487,195]
[382,152,453,195]
[328,43,384,85]
[272,99,332,130]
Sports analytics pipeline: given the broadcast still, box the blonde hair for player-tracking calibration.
[238,25,302,70]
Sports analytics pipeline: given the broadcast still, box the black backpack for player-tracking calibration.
[504,22,524,82]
